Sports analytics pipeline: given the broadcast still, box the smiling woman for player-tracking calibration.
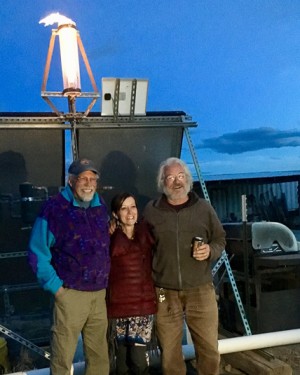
[107,192,157,374]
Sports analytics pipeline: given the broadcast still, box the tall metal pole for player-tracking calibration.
[68,96,79,161]
[242,194,251,322]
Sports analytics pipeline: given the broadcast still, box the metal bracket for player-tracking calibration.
[112,79,138,121]
[0,324,51,360]
[113,79,121,121]
[130,79,137,120]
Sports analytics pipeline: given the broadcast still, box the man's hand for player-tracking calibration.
[193,243,211,261]
[109,218,117,235]
[55,286,65,297]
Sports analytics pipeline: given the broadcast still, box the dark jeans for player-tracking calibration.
[155,283,220,375]
[115,342,149,375]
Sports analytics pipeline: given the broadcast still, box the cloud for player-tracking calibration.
[198,127,300,154]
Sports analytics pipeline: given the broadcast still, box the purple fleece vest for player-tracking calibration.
[42,193,110,291]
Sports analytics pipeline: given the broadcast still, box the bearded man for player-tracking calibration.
[143,157,226,375]
[28,158,110,375]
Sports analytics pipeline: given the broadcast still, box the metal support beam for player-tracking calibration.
[184,127,252,336]
[130,79,137,120]
[0,324,50,360]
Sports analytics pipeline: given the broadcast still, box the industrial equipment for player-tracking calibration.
[221,220,300,333]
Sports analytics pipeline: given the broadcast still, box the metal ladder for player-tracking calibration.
[184,127,252,336]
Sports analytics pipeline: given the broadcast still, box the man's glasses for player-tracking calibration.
[165,173,186,182]
[76,176,99,184]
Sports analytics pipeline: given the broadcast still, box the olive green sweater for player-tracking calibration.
[143,192,226,290]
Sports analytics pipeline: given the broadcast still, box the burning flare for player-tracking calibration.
[39,12,76,27]
[39,12,81,95]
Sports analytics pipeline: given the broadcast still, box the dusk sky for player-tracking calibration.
[1,0,300,178]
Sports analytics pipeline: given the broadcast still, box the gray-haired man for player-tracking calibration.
[28,158,110,375]
[144,157,226,375]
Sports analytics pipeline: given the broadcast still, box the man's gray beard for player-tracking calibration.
[163,183,190,200]
[80,192,94,202]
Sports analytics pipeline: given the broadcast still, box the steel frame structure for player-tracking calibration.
[0,111,251,360]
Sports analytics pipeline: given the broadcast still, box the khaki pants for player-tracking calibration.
[50,288,109,375]
[155,284,220,375]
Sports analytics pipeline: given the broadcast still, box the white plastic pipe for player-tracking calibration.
[7,329,300,375]
[218,328,300,354]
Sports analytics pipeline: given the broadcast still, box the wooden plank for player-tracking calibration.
[222,350,292,375]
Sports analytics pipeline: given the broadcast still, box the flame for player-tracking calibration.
[39,12,76,27]
[39,12,81,94]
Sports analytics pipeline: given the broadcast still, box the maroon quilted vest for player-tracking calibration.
[107,221,157,318]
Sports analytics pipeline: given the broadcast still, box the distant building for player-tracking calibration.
[194,171,300,227]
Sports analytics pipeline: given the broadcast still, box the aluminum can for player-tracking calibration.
[191,236,204,255]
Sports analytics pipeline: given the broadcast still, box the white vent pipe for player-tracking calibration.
[7,329,300,375]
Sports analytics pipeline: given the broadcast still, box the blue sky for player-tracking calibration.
[1,0,300,177]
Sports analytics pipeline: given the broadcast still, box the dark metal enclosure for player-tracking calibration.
[0,111,196,343]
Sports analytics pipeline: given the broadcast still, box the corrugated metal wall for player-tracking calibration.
[206,181,299,223]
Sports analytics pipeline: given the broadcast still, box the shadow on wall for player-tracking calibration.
[99,150,151,214]
[0,150,27,196]
[0,150,29,250]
